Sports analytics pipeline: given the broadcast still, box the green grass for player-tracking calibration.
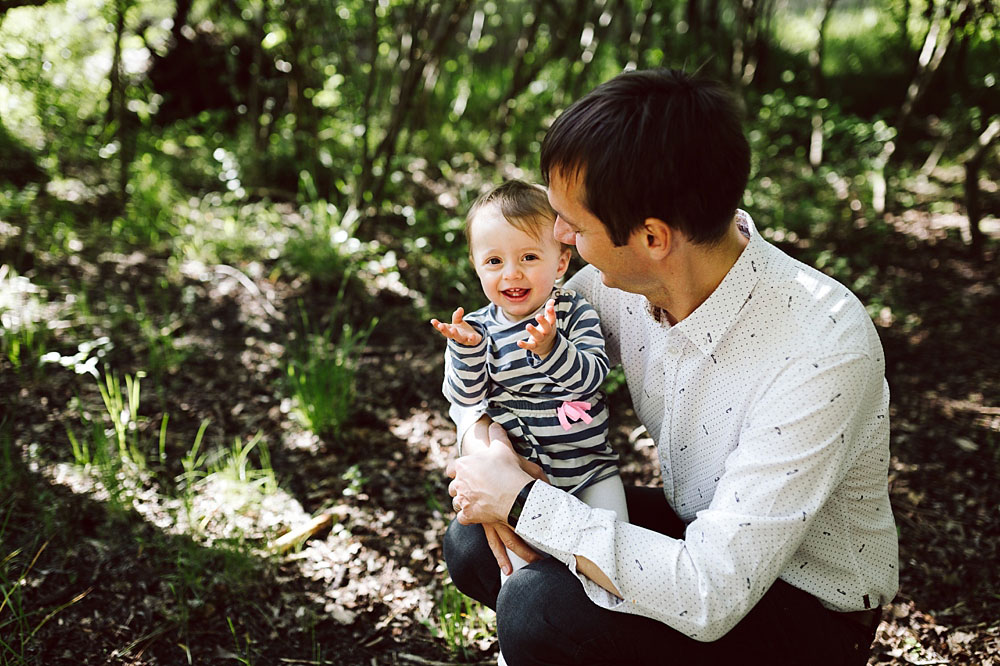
[63,369,153,515]
[0,421,89,664]
[0,538,52,663]
[425,580,496,659]
[286,305,377,441]
[136,295,192,380]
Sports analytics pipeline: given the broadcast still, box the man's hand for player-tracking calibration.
[448,423,550,571]
[447,423,534,525]
[517,298,558,358]
[483,523,542,575]
[431,307,483,346]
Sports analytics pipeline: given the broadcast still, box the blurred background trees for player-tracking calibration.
[1,0,996,278]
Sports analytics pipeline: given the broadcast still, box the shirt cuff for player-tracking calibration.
[516,482,625,610]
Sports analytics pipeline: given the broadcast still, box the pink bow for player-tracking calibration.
[557,400,593,431]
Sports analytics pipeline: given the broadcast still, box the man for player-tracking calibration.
[445,68,898,665]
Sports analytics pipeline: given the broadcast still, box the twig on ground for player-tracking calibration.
[397,653,495,666]
[213,263,284,321]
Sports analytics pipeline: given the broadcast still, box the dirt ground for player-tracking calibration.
[2,211,998,665]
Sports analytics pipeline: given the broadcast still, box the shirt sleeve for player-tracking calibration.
[516,351,883,642]
[526,295,609,396]
[442,333,489,408]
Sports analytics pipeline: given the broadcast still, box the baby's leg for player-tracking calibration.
[577,475,629,523]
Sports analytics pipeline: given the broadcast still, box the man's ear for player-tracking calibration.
[641,218,673,259]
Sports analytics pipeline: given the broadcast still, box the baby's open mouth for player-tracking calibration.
[502,288,529,301]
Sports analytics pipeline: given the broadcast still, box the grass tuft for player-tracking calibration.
[425,580,496,659]
[286,311,377,442]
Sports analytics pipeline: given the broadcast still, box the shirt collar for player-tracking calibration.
[673,210,769,357]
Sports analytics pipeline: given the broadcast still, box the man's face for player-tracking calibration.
[547,169,645,292]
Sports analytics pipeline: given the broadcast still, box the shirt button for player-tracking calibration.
[667,347,681,357]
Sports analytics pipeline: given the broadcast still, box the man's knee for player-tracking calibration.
[496,561,572,664]
[443,519,498,606]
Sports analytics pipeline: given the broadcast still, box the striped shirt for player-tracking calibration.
[443,288,619,492]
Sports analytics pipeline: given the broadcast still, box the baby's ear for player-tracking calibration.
[556,248,572,276]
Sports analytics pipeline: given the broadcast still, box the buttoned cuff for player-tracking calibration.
[516,482,625,609]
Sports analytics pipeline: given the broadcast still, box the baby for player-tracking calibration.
[432,179,628,580]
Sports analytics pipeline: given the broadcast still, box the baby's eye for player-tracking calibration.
[523,254,539,261]
[486,257,502,265]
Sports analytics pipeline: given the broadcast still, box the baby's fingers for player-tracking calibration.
[544,298,557,320]
[524,322,546,342]
[451,307,466,326]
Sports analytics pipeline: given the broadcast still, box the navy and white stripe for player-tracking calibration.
[443,288,618,493]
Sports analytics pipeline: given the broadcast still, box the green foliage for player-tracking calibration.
[286,314,377,441]
[0,539,53,663]
[601,366,628,397]
[0,420,84,664]
[425,580,496,659]
[340,463,368,498]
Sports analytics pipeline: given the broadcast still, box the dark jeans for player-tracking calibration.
[443,487,878,666]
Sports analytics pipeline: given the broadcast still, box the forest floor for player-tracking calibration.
[2,208,999,665]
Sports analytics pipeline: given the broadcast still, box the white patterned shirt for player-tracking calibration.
[452,211,898,641]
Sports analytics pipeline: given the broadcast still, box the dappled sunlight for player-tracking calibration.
[887,209,1000,245]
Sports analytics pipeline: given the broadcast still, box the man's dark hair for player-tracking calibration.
[540,68,750,246]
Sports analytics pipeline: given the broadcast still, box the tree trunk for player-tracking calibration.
[356,0,381,212]
[626,0,652,70]
[873,0,969,213]
[492,0,548,159]
[357,0,473,214]
[109,0,129,208]
[686,0,701,37]
[809,0,838,169]
[731,0,772,89]
[246,1,266,189]
[963,117,999,259]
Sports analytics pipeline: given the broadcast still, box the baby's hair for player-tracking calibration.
[464,179,565,251]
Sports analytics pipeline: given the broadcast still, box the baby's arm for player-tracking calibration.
[434,307,490,407]
[525,296,609,395]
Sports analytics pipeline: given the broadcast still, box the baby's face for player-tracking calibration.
[468,206,570,321]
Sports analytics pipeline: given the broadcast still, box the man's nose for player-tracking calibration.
[553,217,576,245]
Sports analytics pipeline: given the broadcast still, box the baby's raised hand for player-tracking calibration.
[518,299,558,358]
[430,307,483,346]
